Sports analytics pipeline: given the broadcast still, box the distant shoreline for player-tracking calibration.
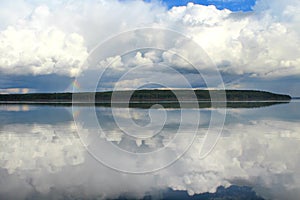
[0,100,292,104]
[0,89,291,109]
[0,89,291,103]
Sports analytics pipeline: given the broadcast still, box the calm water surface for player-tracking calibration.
[0,101,300,199]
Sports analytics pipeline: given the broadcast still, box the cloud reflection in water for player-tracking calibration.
[0,103,299,199]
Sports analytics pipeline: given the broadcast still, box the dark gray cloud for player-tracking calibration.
[0,74,73,93]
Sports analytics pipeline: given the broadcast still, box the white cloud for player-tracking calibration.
[0,0,165,77]
[98,55,124,71]
[0,0,299,80]
[161,1,300,78]
[128,52,154,67]
[0,5,88,77]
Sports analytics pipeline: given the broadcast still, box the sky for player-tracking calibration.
[0,0,299,96]
[158,0,256,11]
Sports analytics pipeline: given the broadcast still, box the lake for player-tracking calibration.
[0,100,299,199]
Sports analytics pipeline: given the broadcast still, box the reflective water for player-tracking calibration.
[0,101,299,199]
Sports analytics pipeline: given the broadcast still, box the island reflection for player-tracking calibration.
[0,100,290,109]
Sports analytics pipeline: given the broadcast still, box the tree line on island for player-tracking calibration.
[0,89,291,102]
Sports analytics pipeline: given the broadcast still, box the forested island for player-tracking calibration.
[0,89,291,108]
[0,89,291,104]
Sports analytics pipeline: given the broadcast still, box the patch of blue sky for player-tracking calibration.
[145,0,257,12]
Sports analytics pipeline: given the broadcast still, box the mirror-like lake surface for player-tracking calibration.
[0,101,299,199]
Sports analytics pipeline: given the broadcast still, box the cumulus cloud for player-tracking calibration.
[161,2,300,78]
[0,5,88,77]
[0,0,165,77]
[0,0,299,80]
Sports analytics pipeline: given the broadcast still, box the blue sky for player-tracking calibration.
[157,0,256,11]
